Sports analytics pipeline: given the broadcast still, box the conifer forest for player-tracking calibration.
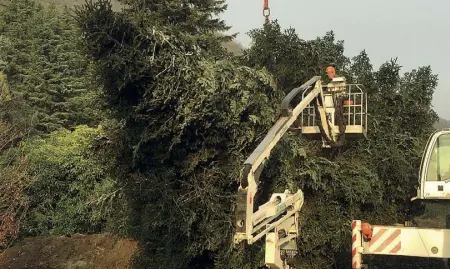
[0,0,449,268]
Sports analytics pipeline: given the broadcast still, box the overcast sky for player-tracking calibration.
[220,0,450,120]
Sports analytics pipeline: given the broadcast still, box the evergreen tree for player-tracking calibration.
[75,1,284,268]
[22,125,122,236]
[0,0,111,247]
[117,0,233,56]
[242,21,350,93]
[0,0,102,134]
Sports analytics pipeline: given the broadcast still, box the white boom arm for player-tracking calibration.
[234,76,348,269]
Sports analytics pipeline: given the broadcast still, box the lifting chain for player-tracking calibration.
[263,0,270,24]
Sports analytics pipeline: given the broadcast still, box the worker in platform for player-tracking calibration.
[325,64,337,80]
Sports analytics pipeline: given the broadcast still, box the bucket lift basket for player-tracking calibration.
[300,83,367,141]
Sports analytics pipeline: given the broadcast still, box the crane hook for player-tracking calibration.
[263,0,270,24]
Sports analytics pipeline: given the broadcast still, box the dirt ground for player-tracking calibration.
[0,234,138,269]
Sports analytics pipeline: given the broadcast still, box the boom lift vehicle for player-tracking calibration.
[352,128,450,269]
[233,75,367,269]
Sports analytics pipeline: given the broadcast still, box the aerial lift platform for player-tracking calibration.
[233,75,367,269]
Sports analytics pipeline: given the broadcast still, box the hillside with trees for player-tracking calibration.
[0,0,448,269]
[435,118,450,129]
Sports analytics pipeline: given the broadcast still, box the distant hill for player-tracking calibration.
[434,118,450,129]
[223,39,244,55]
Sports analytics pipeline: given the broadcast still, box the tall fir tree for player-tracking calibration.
[117,0,233,56]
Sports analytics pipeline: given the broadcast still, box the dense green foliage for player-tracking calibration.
[74,2,284,267]
[22,125,123,236]
[0,71,29,249]
[0,0,110,243]
[0,0,448,269]
[237,22,440,268]
[0,0,102,133]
